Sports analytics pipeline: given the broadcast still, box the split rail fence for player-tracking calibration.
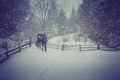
[0,37,31,63]
[47,43,105,51]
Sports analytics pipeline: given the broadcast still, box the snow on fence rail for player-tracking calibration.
[0,37,32,63]
[47,43,102,51]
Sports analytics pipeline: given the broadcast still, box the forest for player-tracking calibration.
[0,0,120,49]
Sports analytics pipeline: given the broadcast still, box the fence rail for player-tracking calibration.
[0,37,31,63]
[47,43,107,51]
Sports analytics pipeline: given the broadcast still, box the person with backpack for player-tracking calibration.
[41,34,47,52]
[36,34,42,48]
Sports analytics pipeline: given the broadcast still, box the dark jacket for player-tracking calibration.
[41,34,47,42]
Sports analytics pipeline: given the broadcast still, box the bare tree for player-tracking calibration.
[30,0,52,29]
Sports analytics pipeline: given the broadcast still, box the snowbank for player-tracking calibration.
[48,33,95,45]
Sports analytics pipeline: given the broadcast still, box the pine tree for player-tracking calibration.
[95,0,120,48]
[0,0,29,38]
[57,9,68,35]
[46,0,59,37]
[48,0,58,25]
[78,0,120,48]
[69,6,77,33]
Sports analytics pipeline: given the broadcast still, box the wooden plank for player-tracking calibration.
[0,39,30,63]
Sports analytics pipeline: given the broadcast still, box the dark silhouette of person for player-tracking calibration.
[41,34,47,52]
[36,34,42,48]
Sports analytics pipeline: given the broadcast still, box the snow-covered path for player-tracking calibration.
[0,45,120,80]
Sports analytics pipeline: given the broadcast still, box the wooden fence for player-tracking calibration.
[47,43,107,51]
[0,37,31,63]
[0,38,114,63]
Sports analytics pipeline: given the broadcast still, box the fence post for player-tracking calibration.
[61,44,64,51]
[29,37,31,47]
[5,41,9,59]
[79,45,81,51]
[18,41,21,52]
[97,42,100,50]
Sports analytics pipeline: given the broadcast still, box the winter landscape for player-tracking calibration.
[0,0,120,80]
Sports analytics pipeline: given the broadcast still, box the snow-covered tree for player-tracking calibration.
[69,6,78,33]
[78,0,120,48]
[46,0,59,37]
[57,9,68,35]
[0,0,29,38]
[47,0,58,25]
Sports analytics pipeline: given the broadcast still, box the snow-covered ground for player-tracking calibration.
[0,45,120,80]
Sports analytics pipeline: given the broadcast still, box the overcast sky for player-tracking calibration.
[58,0,83,18]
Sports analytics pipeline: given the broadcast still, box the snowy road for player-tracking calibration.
[0,45,120,80]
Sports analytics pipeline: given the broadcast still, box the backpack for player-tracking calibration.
[42,34,47,42]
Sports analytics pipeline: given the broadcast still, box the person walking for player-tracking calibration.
[41,34,47,52]
[36,34,42,48]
